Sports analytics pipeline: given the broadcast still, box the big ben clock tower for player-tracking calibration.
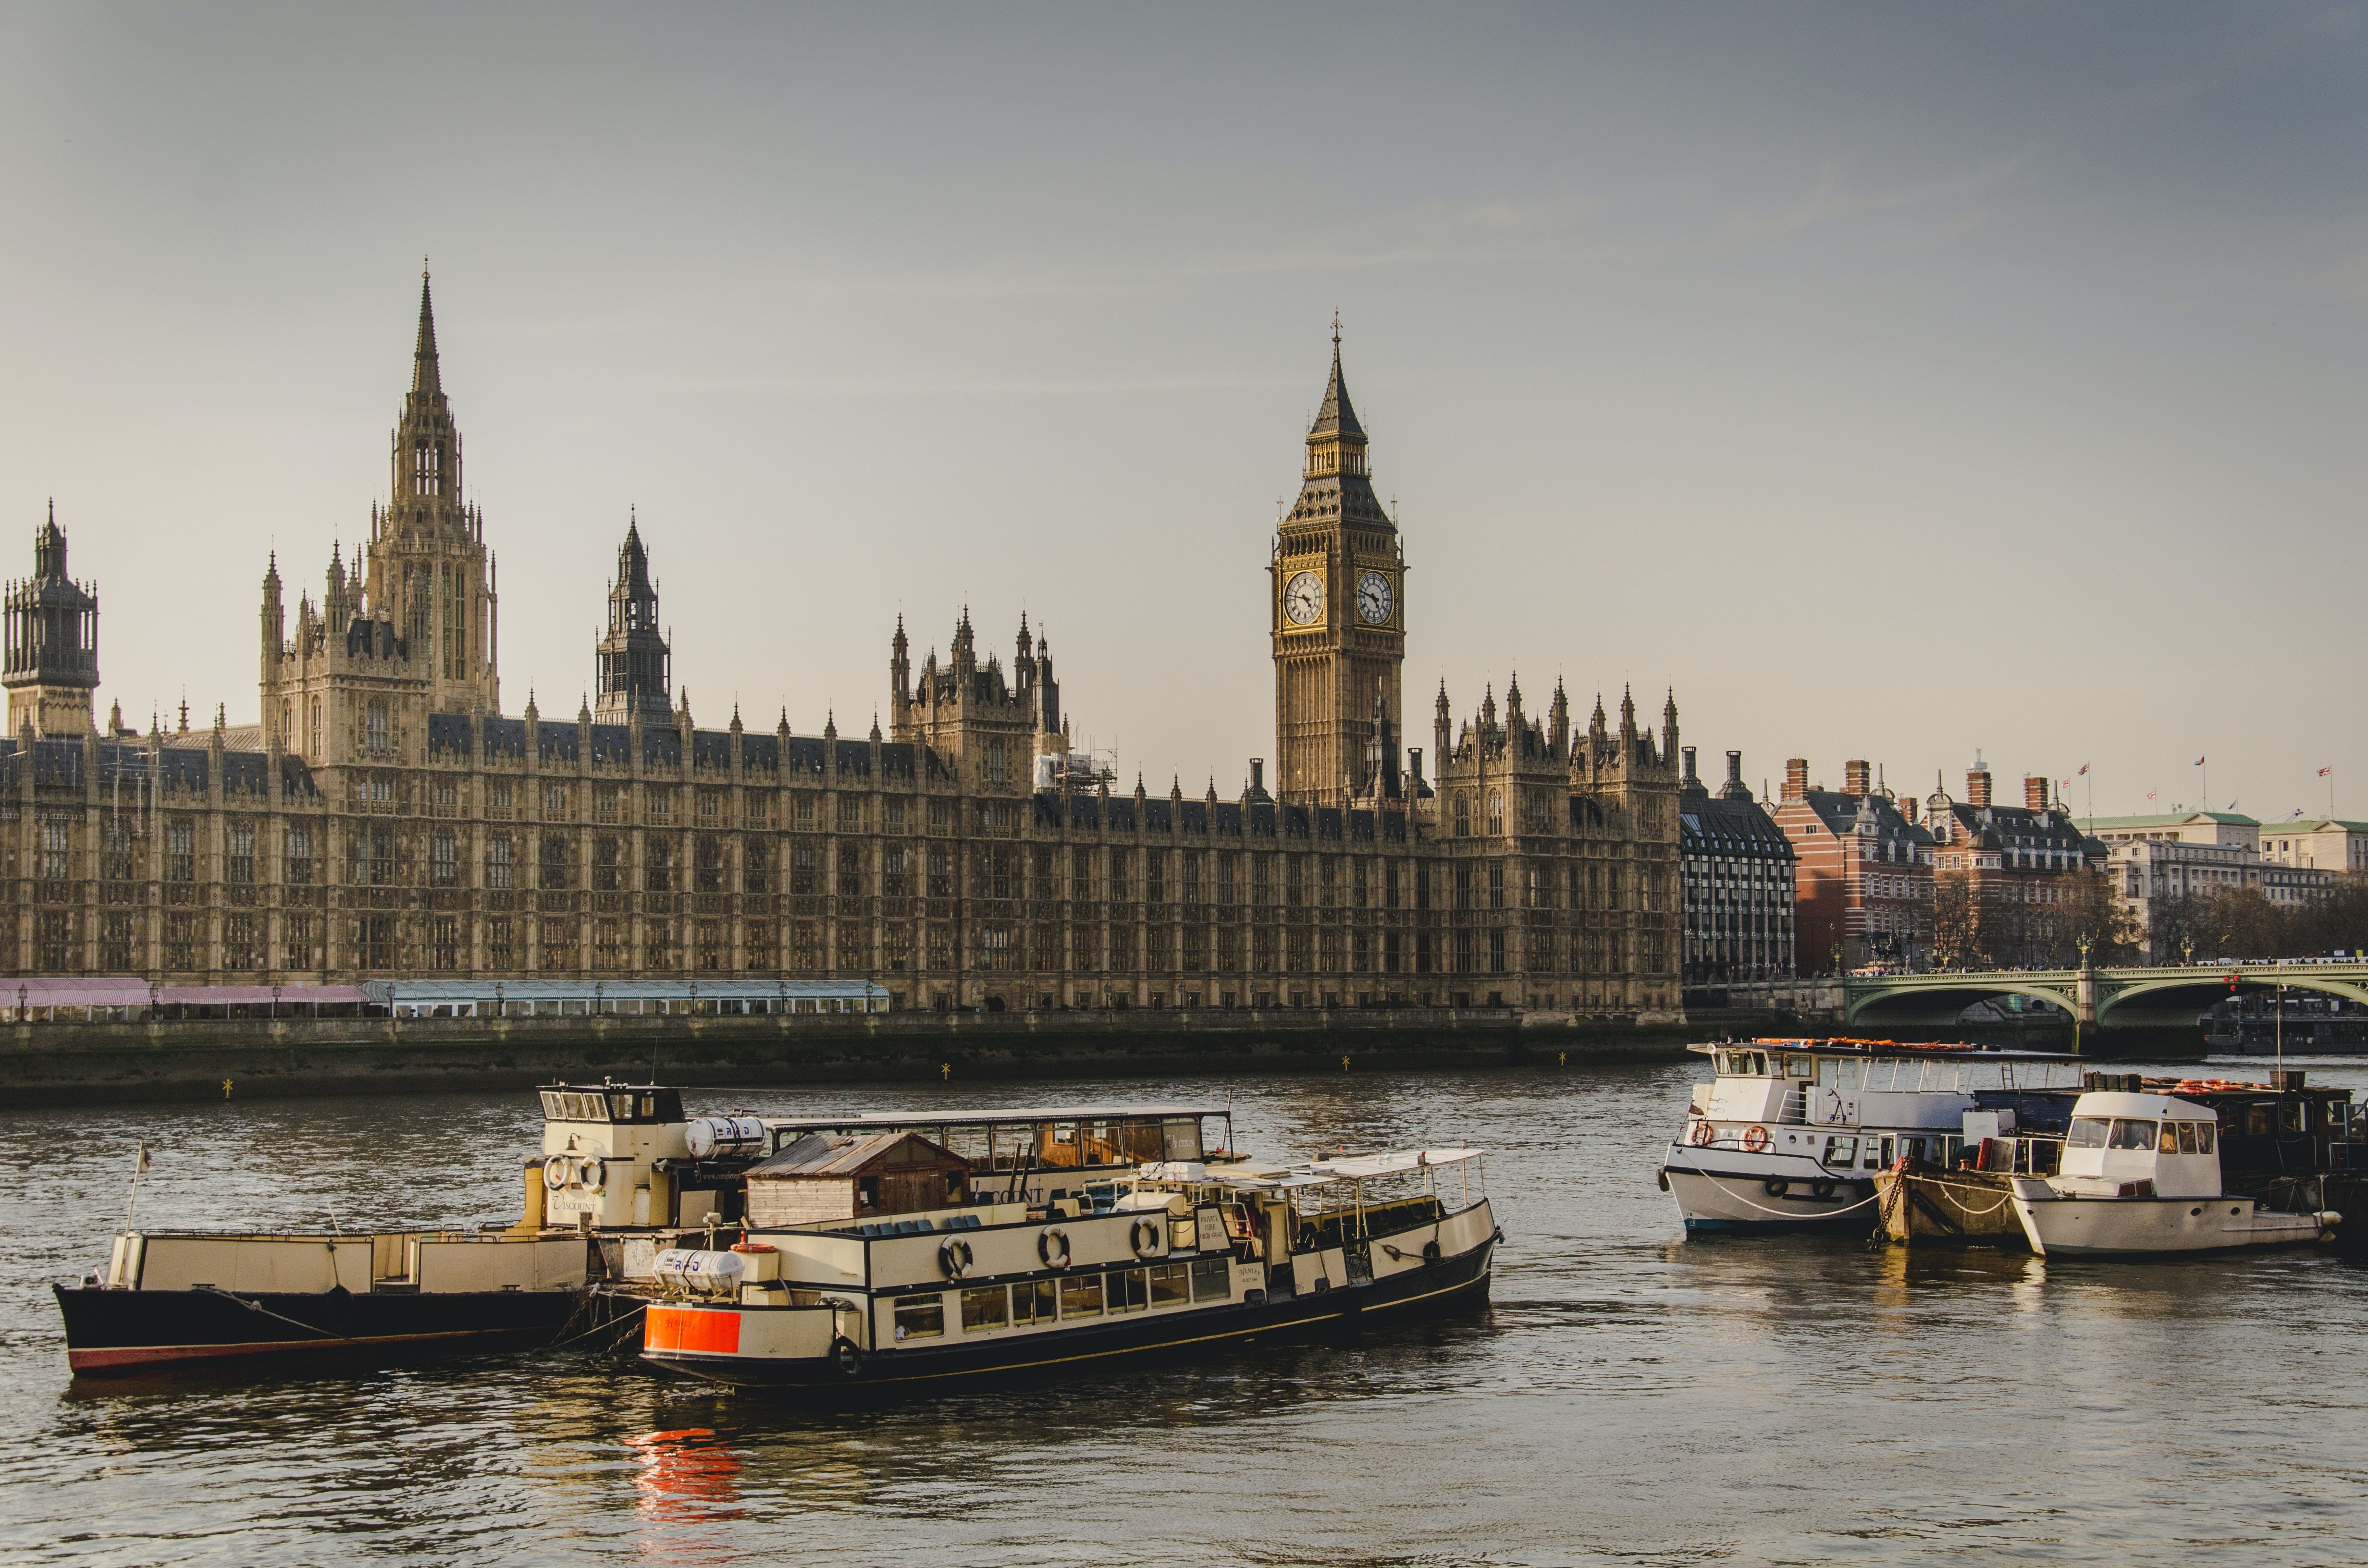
[1271,321,1406,807]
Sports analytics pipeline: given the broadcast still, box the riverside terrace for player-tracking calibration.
[1845,961,2368,1033]
[0,976,886,1022]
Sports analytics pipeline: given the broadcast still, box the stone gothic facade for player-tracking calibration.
[0,277,1683,1015]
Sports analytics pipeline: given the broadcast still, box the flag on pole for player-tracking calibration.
[2078,763,2090,776]
[2195,756,2206,766]
[2320,767,2332,778]
[134,1141,149,1175]
[2147,790,2158,801]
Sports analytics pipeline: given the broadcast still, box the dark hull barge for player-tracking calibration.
[55,1231,591,1375]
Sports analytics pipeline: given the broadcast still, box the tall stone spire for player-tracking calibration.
[412,262,442,399]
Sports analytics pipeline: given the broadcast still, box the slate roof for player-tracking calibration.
[1793,788,1936,854]
[1679,784,1795,858]
[427,714,473,757]
[589,724,631,766]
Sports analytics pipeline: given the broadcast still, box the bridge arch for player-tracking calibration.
[2098,972,2368,1026]
[1845,978,2081,1029]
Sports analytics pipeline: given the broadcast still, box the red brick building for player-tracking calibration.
[1771,758,1936,974]
[1923,760,2107,968]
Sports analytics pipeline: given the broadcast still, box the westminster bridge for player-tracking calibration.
[1842,961,2368,1031]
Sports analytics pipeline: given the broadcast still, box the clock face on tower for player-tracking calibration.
[1356,569,1393,625]
[1283,570,1325,626]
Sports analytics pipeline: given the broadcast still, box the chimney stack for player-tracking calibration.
[2024,775,2050,811]
[1845,759,1871,797]
[1901,796,1919,825]
[1723,749,1745,799]
[1681,745,1699,787]
[1248,758,1265,796]
[1783,758,1809,802]
[1967,754,1993,809]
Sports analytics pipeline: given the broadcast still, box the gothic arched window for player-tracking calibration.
[1454,796,1470,837]
[1487,792,1505,836]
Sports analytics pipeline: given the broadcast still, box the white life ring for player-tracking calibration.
[1038,1226,1070,1269]
[1129,1217,1162,1258]
[542,1155,570,1191]
[577,1156,605,1192]
[938,1237,974,1279]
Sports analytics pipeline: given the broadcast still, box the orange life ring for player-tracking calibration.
[1689,1120,1715,1147]
[1742,1126,1770,1153]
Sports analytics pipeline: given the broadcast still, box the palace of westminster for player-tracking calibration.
[0,276,1684,1015]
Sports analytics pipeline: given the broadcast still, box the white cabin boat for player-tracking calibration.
[1660,1040,2083,1233]
[2009,1090,2342,1256]
[637,1142,1498,1392]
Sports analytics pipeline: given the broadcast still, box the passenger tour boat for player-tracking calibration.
[635,1115,1498,1391]
[1659,1039,2084,1234]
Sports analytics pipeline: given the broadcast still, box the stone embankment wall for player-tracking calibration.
[0,1008,1702,1105]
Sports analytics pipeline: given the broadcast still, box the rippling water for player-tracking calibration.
[5,1053,2367,1566]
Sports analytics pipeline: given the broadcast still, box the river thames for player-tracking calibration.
[4,1054,2365,1566]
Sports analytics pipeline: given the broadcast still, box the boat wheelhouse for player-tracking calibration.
[636,1140,1497,1391]
[1659,1040,2084,1234]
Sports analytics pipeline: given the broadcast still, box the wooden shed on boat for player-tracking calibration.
[743,1131,973,1227]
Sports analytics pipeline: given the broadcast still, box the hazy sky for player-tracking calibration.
[4,5,2364,821]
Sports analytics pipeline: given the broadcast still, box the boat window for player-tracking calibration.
[1108,1268,1149,1313]
[2248,1105,2273,1138]
[2176,1122,2199,1155]
[1190,1257,1230,1302]
[1012,1280,1056,1326]
[1041,1123,1081,1169]
[1124,1121,1165,1164]
[639,1095,655,1118]
[1149,1262,1190,1307]
[2158,1123,2180,1153]
[2195,1122,2214,1154]
[540,1092,564,1117]
[2107,1119,2159,1152]
[1823,1136,1857,1166]
[1783,1055,1813,1079]
[960,1285,1008,1333]
[1817,1059,1859,1090]
[1162,1118,1205,1162]
[609,1094,633,1121]
[891,1294,945,1342]
[2066,1117,2109,1150]
[1059,1274,1104,1320]
[1750,1052,1769,1076]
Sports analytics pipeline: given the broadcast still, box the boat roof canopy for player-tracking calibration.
[1210,1147,1484,1190]
[769,1104,1230,1129]
[1691,1040,2082,1063]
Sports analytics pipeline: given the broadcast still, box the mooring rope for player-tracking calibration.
[1665,1163,1882,1220]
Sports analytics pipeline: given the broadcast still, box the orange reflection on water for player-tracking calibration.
[629,1426,745,1527]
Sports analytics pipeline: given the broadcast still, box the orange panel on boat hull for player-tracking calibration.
[645,1306,742,1355]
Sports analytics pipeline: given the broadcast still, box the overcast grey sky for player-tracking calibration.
[3,4,2364,820]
